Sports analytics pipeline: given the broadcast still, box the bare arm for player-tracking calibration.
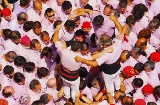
[110,15,122,33]
[73,8,91,14]
[52,25,61,44]
[3,0,12,11]
[0,4,3,10]
[81,95,92,104]
[57,87,64,98]
[68,12,86,20]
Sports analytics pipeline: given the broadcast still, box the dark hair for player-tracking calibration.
[3,29,12,39]
[93,15,104,26]
[71,41,82,51]
[81,42,89,51]
[149,19,160,29]
[45,8,53,16]
[119,0,127,8]
[84,4,93,10]
[6,51,17,62]
[30,39,40,49]
[156,13,160,21]
[64,20,75,30]
[134,62,144,73]
[3,65,14,75]
[144,61,155,70]
[41,47,52,57]
[24,62,35,72]
[79,67,88,78]
[20,0,30,6]
[132,3,148,21]
[17,12,27,21]
[32,100,43,105]
[131,46,142,55]
[62,1,72,11]
[40,31,49,40]
[126,15,136,26]
[40,94,49,104]
[14,56,26,67]
[10,31,21,41]
[13,72,25,83]
[79,79,87,90]
[37,67,49,78]
[147,102,157,105]
[32,21,42,30]
[53,20,62,29]
[74,16,80,22]
[29,79,40,90]
[104,4,113,10]
[154,85,160,97]
[133,78,143,88]
[2,89,12,98]
[23,21,33,31]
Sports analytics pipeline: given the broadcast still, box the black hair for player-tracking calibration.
[3,65,14,75]
[2,89,12,98]
[23,21,33,31]
[37,67,49,78]
[20,0,30,6]
[79,79,87,90]
[62,1,72,11]
[119,0,127,8]
[133,78,143,88]
[93,15,104,26]
[41,47,52,57]
[134,62,144,73]
[10,31,21,41]
[32,21,42,29]
[79,67,88,78]
[84,4,93,10]
[32,100,43,105]
[24,62,35,72]
[154,85,160,97]
[45,8,53,16]
[14,56,26,67]
[3,29,12,39]
[71,41,82,51]
[29,79,40,90]
[14,72,25,83]
[64,20,75,30]
[40,94,49,104]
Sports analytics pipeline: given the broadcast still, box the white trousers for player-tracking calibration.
[61,76,80,101]
[102,68,121,96]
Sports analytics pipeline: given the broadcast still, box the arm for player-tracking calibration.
[105,90,115,104]
[73,8,91,14]
[57,87,64,98]
[3,0,12,11]
[75,56,98,67]
[68,12,86,20]
[110,15,122,33]
[93,89,105,102]
[80,95,92,104]
[0,4,3,10]
[91,48,113,60]
[52,25,61,44]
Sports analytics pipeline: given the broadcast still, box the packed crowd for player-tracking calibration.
[0,0,160,105]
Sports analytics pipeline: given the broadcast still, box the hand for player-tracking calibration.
[109,15,116,21]
[61,41,67,50]
[75,56,83,62]
[75,91,80,99]
[116,34,123,39]
[106,47,113,53]
[56,24,61,30]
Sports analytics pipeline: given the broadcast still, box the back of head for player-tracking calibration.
[33,0,42,8]
[133,78,143,88]
[64,20,75,30]
[20,0,30,6]
[97,34,112,47]
[84,4,93,10]
[81,42,89,51]
[32,21,42,30]
[32,100,43,105]
[147,102,157,105]
[126,15,136,26]
[17,12,28,21]
[134,62,144,73]
[14,56,26,67]
[24,62,35,72]
[10,31,21,41]
[30,39,40,49]
[119,0,127,8]
[138,29,151,39]
[93,15,104,26]
[111,9,120,18]
[144,61,155,70]
[149,19,160,30]
[154,85,160,97]
[62,1,72,11]
[14,72,25,83]
[41,47,52,57]
[6,51,17,62]
[131,46,142,55]
[3,65,14,75]
[2,86,14,98]
[53,20,62,29]
[3,29,12,39]
[40,94,49,104]
[29,79,40,90]
[71,41,82,51]
[37,67,49,78]
[79,67,88,78]
[23,21,33,31]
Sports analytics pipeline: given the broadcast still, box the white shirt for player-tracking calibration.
[145,43,156,58]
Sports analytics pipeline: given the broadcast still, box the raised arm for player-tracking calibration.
[3,0,12,11]
[110,15,122,33]
[73,8,92,15]
[52,25,61,44]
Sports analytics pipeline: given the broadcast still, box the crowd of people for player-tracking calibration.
[0,0,160,105]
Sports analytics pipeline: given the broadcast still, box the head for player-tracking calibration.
[126,15,136,27]
[79,79,87,91]
[71,41,82,52]
[82,21,91,34]
[33,0,42,15]
[47,78,57,88]
[110,9,120,18]
[21,35,31,48]
[40,94,53,104]
[132,78,143,88]
[2,29,12,39]
[17,12,28,25]
[79,67,88,78]
[75,29,85,43]
[45,8,55,23]
[56,0,65,6]
[130,46,142,58]
[53,20,62,29]
[41,47,53,59]
[81,42,89,55]
[62,1,72,15]
[132,3,148,21]
[40,31,50,44]
[74,16,80,27]
[149,19,160,32]
[23,21,33,32]
[147,102,157,105]
[24,62,36,73]
[32,100,43,105]
[20,0,30,8]
[97,34,112,48]
[135,38,147,50]
[103,4,113,16]
[6,51,17,63]
[119,0,127,14]
[134,62,144,74]
[2,86,15,98]
[114,90,126,102]
[3,65,14,79]
[84,4,93,10]
[14,56,26,67]
[64,20,75,31]
[120,50,130,63]
[93,15,104,26]
[122,96,134,105]
[30,39,41,51]
[91,77,102,88]
[138,29,151,40]
[13,72,25,85]
[154,85,160,98]
[19,94,30,105]
[144,61,155,72]
[32,21,42,35]
[1,8,12,22]
[10,31,21,44]
[29,79,41,92]
[37,67,49,78]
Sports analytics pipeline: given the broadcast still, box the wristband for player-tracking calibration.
[80,94,83,98]
[101,89,106,94]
